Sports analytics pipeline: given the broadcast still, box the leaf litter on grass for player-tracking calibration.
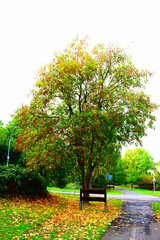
[0,194,122,239]
[37,195,122,239]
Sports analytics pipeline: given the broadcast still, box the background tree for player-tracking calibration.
[122,148,154,183]
[110,157,126,185]
[15,37,157,189]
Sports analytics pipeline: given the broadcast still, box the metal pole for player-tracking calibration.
[153,181,155,193]
[153,173,156,193]
[7,126,17,166]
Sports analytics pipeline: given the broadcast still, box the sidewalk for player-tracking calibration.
[108,188,160,202]
[101,201,160,240]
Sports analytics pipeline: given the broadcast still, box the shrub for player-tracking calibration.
[0,165,48,197]
[140,173,152,184]
[48,180,56,188]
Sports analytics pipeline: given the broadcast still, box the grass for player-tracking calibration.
[130,188,160,196]
[48,183,123,195]
[47,182,81,193]
[152,202,160,221]
[0,193,122,239]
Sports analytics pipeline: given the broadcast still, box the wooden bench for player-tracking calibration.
[79,188,107,212]
[107,182,114,189]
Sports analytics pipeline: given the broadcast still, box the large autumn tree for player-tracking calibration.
[15,37,157,189]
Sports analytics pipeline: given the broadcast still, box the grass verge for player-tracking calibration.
[152,202,160,221]
[0,193,122,239]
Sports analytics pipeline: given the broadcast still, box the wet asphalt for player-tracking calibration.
[102,188,160,240]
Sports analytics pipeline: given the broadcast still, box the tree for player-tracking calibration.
[110,157,126,185]
[15,37,158,189]
[122,148,154,183]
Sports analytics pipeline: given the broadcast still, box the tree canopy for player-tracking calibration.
[15,37,158,189]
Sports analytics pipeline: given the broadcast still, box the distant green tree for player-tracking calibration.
[111,157,126,185]
[122,148,154,183]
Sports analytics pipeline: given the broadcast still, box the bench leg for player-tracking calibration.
[79,201,82,210]
[104,202,107,212]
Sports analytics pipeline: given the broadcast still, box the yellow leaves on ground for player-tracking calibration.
[38,194,121,239]
[0,194,122,239]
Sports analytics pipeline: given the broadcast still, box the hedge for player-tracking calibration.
[0,165,48,197]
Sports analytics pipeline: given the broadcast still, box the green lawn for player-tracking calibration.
[131,188,160,196]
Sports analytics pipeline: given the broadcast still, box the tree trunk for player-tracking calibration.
[82,173,93,201]
[81,177,88,200]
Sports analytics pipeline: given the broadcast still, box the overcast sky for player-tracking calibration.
[0,0,160,161]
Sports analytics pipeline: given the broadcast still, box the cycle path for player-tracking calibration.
[102,188,160,240]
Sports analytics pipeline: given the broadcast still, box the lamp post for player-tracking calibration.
[7,126,17,166]
[153,173,156,193]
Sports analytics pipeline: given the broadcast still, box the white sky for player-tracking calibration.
[0,0,160,161]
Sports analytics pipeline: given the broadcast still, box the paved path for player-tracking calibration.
[102,188,160,240]
[108,188,160,202]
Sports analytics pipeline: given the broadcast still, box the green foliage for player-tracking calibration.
[0,120,22,166]
[122,148,154,183]
[154,172,160,190]
[53,166,68,189]
[111,158,126,185]
[140,173,153,184]
[15,37,158,190]
[93,174,107,189]
[0,165,47,196]
[0,144,22,166]
[38,164,70,189]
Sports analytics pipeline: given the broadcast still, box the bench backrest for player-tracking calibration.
[79,188,107,211]
[80,188,106,202]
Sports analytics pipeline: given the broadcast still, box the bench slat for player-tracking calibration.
[81,189,106,194]
[81,197,106,202]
